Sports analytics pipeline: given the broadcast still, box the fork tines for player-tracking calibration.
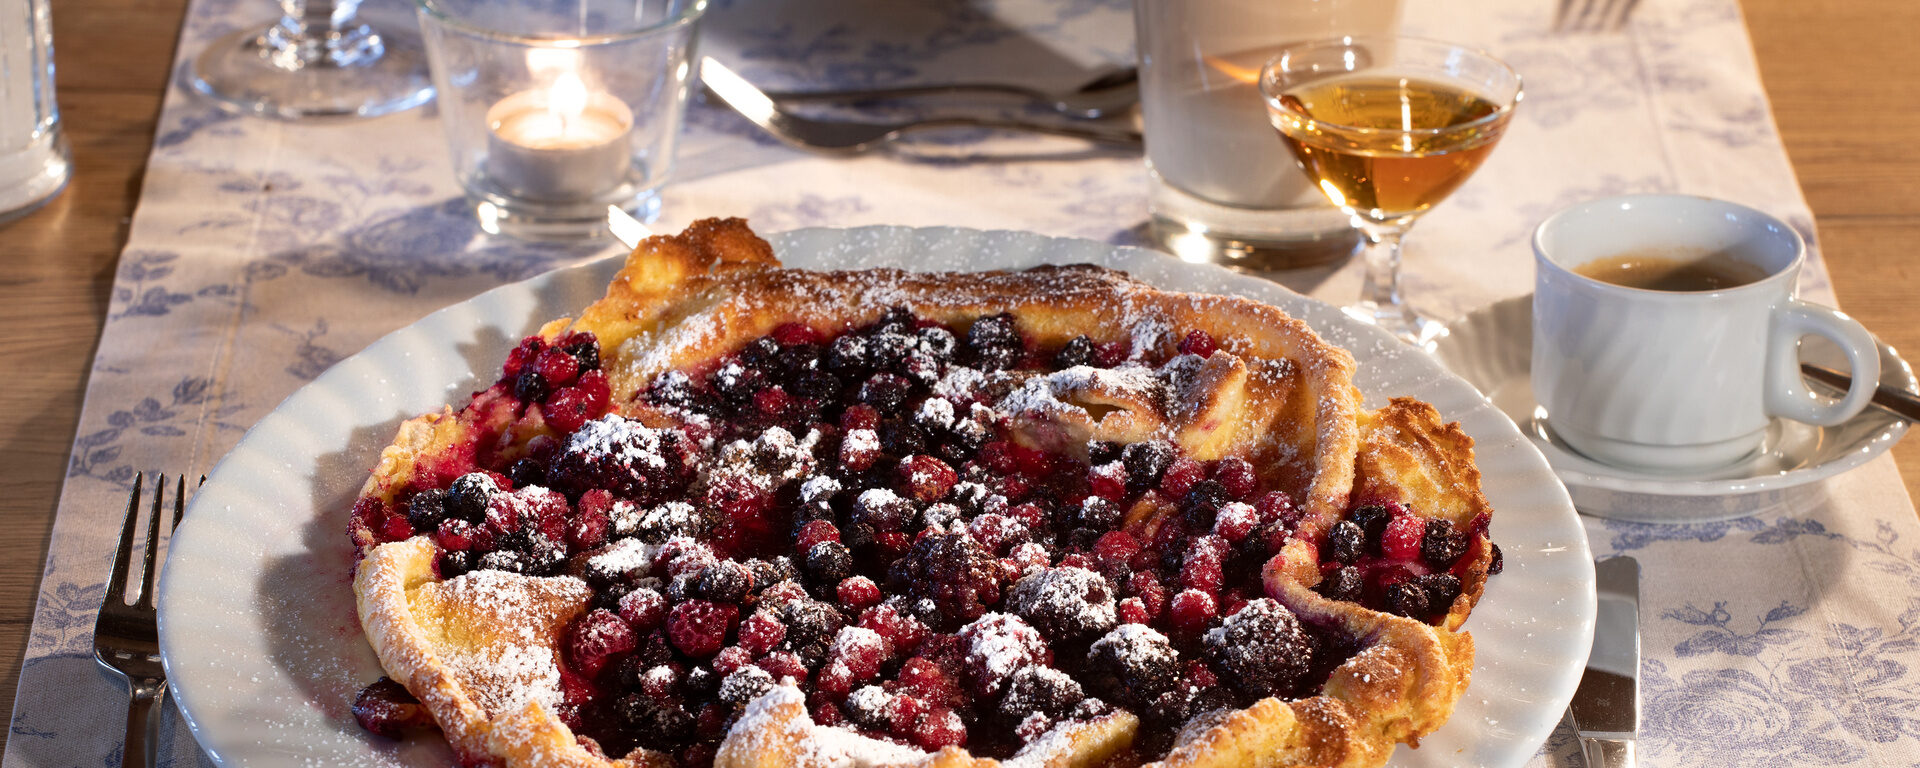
[104,473,186,612]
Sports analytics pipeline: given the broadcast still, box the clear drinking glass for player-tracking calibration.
[1260,37,1521,346]
[0,0,71,222]
[416,0,704,240]
[190,0,434,119]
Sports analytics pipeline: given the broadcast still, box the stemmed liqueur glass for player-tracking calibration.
[1260,37,1521,347]
[191,0,434,119]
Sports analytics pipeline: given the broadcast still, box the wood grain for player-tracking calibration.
[1,0,1917,755]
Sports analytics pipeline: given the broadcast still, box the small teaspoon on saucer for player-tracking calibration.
[1802,363,1920,423]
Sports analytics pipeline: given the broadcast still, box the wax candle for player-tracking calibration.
[485,71,634,201]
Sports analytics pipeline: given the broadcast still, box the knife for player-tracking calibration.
[1570,556,1640,767]
[1801,363,1920,423]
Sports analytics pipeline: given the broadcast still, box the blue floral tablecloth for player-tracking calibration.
[12,0,1920,766]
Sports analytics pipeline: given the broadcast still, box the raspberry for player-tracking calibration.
[738,610,787,656]
[1092,531,1141,572]
[911,707,967,749]
[888,693,929,736]
[1007,501,1047,529]
[837,576,882,612]
[753,386,793,419]
[874,531,912,559]
[1168,589,1218,634]
[1254,490,1299,528]
[812,702,847,726]
[1178,329,1217,358]
[840,428,881,471]
[795,520,841,551]
[637,662,682,701]
[616,588,667,632]
[667,600,735,658]
[712,646,753,675]
[1088,461,1128,501]
[502,336,546,379]
[1127,571,1167,619]
[535,347,581,386]
[1117,597,1150,625]
[567,608,637,678]
[566,503,609,552]
[858,604,930,653]
[772,322,822,346]
[1093,340,1129,367]
[891,657,959,707]
[1159,457,1204,498]
[830,627,893,680]
[1010,443,1058,477]
[1212,502,1257,542]
[1185,659,1219,690]
[757,651,808,683]
[1381,514,1426,561]
[1058,552,1093,570]
[898,454,959,502]
[966,513,1027,555]
[815,661,855,698]
[978,441,1018,474]
[841,404,881,432]
[1180,536,1226,594]
[1421,518,1468,569]
[378,512,414,542]
[434,517,479,551]
[1211,457,1256,499]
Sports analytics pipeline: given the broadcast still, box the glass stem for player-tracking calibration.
[1358,223,1409,319]
[264,0,383,71]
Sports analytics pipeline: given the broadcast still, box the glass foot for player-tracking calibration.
[190,23,434,120]
[1344,300,1449,350]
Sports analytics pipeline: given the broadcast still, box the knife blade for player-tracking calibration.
[1571,556,1640,767]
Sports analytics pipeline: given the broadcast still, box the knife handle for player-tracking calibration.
[1583,738,1635,768]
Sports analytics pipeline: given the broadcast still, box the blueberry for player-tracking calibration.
[1347,505,1393,554]
[1318,565,1364,603]
[447,473,496,522]
[1421,518,1468,569]
[507,458,545,489]
[1326,521,1364,564]
[513,369,549,402]
[561,338,600,371]
[405,488,449,532]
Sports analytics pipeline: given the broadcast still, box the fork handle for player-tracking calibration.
[122,680,163,768]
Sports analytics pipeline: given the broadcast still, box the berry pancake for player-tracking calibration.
[348,219,1499,768]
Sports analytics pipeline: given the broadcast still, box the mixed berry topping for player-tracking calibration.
[351,313,1496,765]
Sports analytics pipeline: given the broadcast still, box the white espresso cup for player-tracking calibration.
[1531,194,1880,472]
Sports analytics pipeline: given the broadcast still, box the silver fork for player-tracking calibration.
[1555,0,1641,32]
[701,57,1142,156]
[94,474,189,768]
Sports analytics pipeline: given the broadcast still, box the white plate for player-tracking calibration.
[1434,295,1915,523]
[158,227,1595,768]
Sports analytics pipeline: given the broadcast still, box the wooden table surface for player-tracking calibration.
[2,0,1916,754]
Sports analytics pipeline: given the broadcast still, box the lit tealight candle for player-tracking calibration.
[486,70,634,201]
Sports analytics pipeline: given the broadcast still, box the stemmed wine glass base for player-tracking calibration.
[1344,301,1449,350]
[190,25,434,120]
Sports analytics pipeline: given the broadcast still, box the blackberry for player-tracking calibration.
[966,313,1021,350]
[506,459,545,489]
[1383,580,1431,620]
[1205,599,1313,701]
[1347,505,1393,555]
[840,521,877,552]
[1326,521,1365,564]
[1083,624,1179,708]
[631,502,703,544]
[719,667,775,705]
[513,369,550,402]
[825,335,873,374]
[972,344,1020,371]
[804,541,854,587]
[867,331,917,369]
[447,473,497,523]
[889,531,1003,630]
[795,500,836,524]
[1489,544,1504,574]
[478,550,528,574]
[618,694,693,744]
[1007,566,1118,642]
[780,599,846,664]
[944,418,989,456]
[1120,441,1176,491]
[916,326,958,362]
[997,666,1085,723]
[1421,518,1468,569]
[1417,573,1462,615]
[740,337,781,371]
[879,420,931,456]
[683,666,720,699]
[1182,479,1229,529]
[437,548,473,578]
[1076,497,1121,530]
[1086,440,1121,466]
[1318,565,1364,603]
[875,307,917,334]
[859,373,914,413]
[949,482,992,514]
[710,363,765,405]
[852,489,917,532]
[546,417,693,504]
[560,334,601,371]
[922,502,964,530]
[1053,336,1095,370]
[792,368,842,400]
[747,557,799,590]
[405,489,449,533]
[697,561,754,604]
[645,371,701,412]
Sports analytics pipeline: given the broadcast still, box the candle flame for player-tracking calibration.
[549,71,589,134]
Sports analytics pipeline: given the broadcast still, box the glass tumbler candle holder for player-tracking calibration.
[0,0,71,223]
[417,0,705,240]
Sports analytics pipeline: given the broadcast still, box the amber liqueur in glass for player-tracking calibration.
[1270,75,1510,222]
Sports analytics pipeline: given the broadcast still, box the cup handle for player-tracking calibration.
[1764,299,1881,426]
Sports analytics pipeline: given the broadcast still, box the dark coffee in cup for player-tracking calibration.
[1572,251,1768,292]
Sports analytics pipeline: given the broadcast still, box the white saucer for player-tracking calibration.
[1433,295,1915,523]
